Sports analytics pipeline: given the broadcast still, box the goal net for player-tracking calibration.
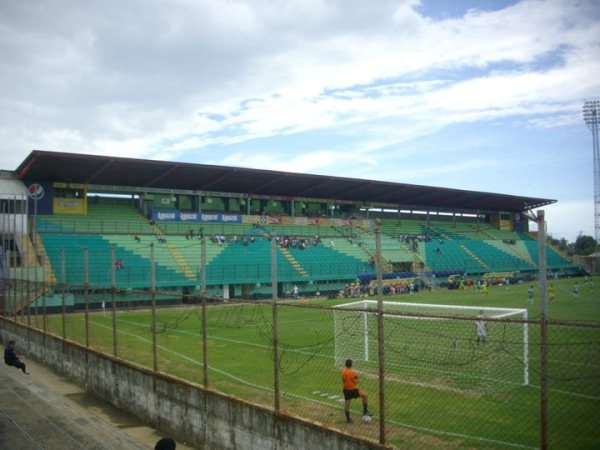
[333,300,529,393]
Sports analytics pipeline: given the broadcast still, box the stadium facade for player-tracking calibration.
[0,150,577,311]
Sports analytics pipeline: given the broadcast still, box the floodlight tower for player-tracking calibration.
[583,99,600,242]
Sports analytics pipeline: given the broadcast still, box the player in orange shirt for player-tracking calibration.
[341,359,370,423]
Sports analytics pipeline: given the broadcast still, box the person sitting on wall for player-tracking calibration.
[155,437,176,450]
[4,340,29,374]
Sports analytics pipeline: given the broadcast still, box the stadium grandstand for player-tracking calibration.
[1,150,578,311]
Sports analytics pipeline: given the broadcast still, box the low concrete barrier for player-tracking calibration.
[0,319,386,450]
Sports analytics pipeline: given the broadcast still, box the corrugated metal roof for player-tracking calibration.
[15,150,556,212]
[0,175,27,197]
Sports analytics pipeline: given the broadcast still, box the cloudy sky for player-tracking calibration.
[1,0,599,241]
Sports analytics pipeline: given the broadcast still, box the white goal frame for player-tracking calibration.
[333,300,529,386]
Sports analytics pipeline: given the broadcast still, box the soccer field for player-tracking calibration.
[46,276,600,449]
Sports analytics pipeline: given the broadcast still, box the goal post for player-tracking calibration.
[333,300,529,392]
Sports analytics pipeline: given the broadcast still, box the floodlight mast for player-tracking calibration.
[583,99,600,242]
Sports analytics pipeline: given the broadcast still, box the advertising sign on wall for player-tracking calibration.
[53,198,86,215]
[152,211,242,223]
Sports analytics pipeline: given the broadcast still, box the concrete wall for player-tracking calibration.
[0,319,387,450]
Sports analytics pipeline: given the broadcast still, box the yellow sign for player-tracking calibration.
[54,198,86,215]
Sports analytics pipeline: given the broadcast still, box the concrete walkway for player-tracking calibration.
[0,357,196,450]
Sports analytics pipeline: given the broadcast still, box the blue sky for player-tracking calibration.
[0,0,598,241]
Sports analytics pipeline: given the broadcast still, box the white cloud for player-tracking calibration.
[0,0,597,244]
[1,0,598,167]
[535,200,595,242]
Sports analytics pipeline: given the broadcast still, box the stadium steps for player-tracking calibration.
[286,245,373,280]
[544,241,572,263]
[416,271,441,290]
[279,247,309,278]
[521,239,576,270]
[15,284,48,315]
[16,234,39,267]
[459,244,490,270]
[108,236,190,284]
[205,239,298,284]
[150,222,165,236]
[330,237,372,262]
[166,244,196,280]
[481,230,497,240]
[348,228,393,271]
[33,234,57,284]
[486,239,535,266]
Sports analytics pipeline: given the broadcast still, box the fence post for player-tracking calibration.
[537,210,549,450]
[84,246,89,349]
[41,251,47,333]
[375,219,386,445]
[201,237,208,387]
[111,244,117,357]
[150,242,158,374]
[271,234,280,413]
[20,242,24,323]
[201,237,207,296]
[61,248,66,339]
[12,250,17,322]
[12,196,17,321]
[26,246,31,326]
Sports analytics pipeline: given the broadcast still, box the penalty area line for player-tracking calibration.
[89,318,536,450]
[89,319,274,394]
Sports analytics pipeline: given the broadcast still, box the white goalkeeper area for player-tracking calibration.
[333,300,529,393]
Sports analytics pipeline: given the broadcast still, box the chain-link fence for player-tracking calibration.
[2,285,599,449]
[1,237,599,449]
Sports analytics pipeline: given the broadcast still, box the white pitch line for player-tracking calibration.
[90,318,541,450]
[547,358,600,369]
[528,384,600,401]
[89,320,273,394]
[98,318,599,401]
[385,417,537,450]
[116,317,334,359]
[302,390,536,450]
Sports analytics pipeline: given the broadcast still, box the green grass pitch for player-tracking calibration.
[47,276,600,449]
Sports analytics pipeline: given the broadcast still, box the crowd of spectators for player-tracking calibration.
[276,234,321,249]
[398,233,439,252]
[334,279,420,298]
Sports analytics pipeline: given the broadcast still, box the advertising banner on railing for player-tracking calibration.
[152,210,242,223]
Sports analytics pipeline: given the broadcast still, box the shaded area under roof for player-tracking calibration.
[15,150,555,213]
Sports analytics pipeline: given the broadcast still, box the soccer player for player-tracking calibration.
[341,359,370,423]
[475,311,487,346]
[481,280,488,296]
[573,282,580,299]
[549,283,556,302]
[527,285,534,305]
